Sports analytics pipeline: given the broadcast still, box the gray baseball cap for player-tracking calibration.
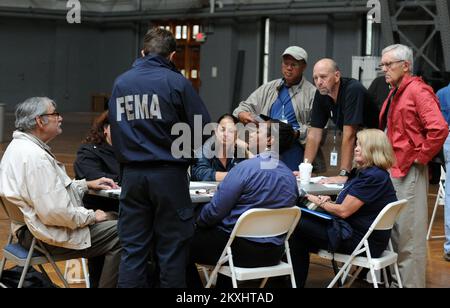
[282,46,308,63]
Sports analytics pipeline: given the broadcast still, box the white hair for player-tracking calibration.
[15,97,56,132]
[382,44,414,72]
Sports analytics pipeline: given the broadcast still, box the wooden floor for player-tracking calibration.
[0,112,449,288]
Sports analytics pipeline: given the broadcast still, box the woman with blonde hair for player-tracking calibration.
[291,129,398,287]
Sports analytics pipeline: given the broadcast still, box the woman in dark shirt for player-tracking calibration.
[191,114,245,182]
[74,111,120,212]
[291,129,398,287]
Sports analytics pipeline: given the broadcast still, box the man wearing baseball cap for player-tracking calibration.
[233,46,317,171]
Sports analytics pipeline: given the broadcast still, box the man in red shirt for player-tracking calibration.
[379,44,448,288]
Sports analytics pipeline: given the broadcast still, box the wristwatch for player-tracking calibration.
[338,169,350,177]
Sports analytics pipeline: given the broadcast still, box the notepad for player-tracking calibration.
[300,207,333,220]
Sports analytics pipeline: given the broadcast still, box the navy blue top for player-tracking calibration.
[270,84,300,130]
[108,54,211,164]
[191,136,245,181]
[336,166,398,248]
[310,78,378,131]
[191,156,245,182]
[197,151,299,245]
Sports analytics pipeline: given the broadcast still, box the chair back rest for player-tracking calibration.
[231,206,301,240]
[371,199,407,231]
[0,196,25,225]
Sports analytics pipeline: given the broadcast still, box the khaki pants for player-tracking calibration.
[19,220,121,288]
[391,164,428,288]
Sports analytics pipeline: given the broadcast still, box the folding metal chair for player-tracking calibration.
[427,166,446,240]
[317,199,407,288]
[199,206,301,288]
[0,197,70,288]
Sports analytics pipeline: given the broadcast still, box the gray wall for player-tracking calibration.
[0,18,136,111]
[1,13,363,117]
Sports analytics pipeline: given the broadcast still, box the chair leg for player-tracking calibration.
[0,256,6,282]
[38,243,69,288]
[382,268,389,288]
[0,233,13,282]
[37,264,53,285]
[427,196,440,240]
[346,266,363,287]
[259,277,269,288]
[18,238,38,288]
[81,258,90,288]
[369,265,378,288]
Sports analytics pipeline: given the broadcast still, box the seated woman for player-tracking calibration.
[187,119,298,287]
[74,111,120,213]
[191,114,246,182]
[290,129,398,287]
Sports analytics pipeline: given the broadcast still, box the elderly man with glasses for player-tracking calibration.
[379,44,448,288]
[233,46,317,171]
[0,97,121,288]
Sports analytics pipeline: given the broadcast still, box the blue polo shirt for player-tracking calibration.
[270,84,300,130]
[197,151,299,245]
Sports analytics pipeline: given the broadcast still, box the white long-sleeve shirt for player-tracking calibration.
[0,131,95,250]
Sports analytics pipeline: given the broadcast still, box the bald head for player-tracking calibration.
[314,58,339,74]
[313,58,341,99]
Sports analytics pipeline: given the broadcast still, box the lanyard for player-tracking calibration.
[331,102,341,147]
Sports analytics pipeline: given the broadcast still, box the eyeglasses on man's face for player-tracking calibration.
[377,60,405,70]
[40,112,61,118]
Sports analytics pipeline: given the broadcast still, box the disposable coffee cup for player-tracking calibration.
[299,162,313,184]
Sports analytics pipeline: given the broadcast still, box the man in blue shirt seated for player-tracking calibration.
[186,119,299,287]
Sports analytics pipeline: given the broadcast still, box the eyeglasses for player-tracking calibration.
[378,60,405,70]
[282,61,301,69]
[40,112,61,118]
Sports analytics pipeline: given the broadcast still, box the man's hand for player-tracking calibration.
[87,177,119,191]
[238,112,257,124]
[319,176,348,184]
[94,210,108,223]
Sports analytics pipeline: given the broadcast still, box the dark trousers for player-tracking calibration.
[187,227,285,288]
[117,164,195,288]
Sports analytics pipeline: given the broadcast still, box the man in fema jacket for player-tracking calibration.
[379,44,448,288]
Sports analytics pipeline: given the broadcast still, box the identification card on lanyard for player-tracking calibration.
[330,138,338,167]
[330,108,339,167]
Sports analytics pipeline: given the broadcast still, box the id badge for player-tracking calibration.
[330,151,338,167]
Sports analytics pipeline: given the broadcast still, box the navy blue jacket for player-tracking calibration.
[108,54,211,164]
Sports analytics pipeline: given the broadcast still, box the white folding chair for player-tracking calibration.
[317,199,407,288]
[0,197,70,288]
[427,166,446,240]
[200,206,301,288]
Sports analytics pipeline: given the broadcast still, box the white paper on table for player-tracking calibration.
[189,182,217,189]
[103,188,121,194]
[310,176,326,184]
[323,184,344,189]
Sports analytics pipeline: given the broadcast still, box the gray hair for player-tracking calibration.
[15,97,56,132]
[382,44,414,72]
[143,27,176,58]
